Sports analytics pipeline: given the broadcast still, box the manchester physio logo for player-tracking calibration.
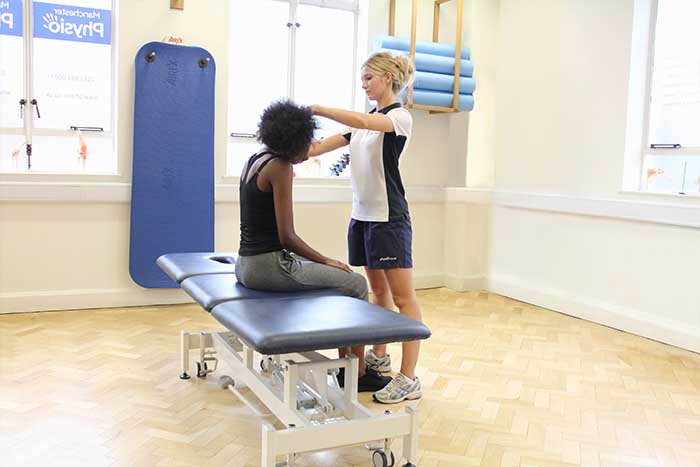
[33,2,111,45]
[41,11,103,39]
[42,12,59,30]
[0,0,23,37]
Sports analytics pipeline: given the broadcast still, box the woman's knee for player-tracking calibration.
[371,286,391,301]
[372,282,394,301]
[369,280,390,298]
[348,272,369,301]
[391,291,417,310]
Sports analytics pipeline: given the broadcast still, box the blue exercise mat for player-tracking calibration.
[411,90,475,111]
[374,35,470,60]
[378,48,473,77]
[415,71,476,94]
[130,42,216,288]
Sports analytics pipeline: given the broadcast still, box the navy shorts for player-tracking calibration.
[348,213,413,269]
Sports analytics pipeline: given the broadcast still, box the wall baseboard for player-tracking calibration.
[413,274,447,290]
[488,274,700,354]
[443,273,487,292]
[0,288,193,314]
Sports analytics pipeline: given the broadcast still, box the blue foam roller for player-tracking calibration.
[374,35,470,60]
[130,42,216,288]
[411,90,475,111]
[379,48,473,77]
[414,71,475,94]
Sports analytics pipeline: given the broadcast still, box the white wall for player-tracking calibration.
[469,0,700,352]
[492,0,633,196]
[464,0,498,188]
[118,0,231,182]
[442,193,490,292]
[0,0,453,314]
[441,0,496,293]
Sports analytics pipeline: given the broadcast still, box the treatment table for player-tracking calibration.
[157,252,431,467]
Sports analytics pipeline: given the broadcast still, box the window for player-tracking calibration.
[0,0,116,175]
[227,0,366,178]
[642,0,700,194]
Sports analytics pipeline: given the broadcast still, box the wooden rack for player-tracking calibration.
[389,0,464,114]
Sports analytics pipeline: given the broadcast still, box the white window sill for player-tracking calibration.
[0,181,131,202]
[494,190,700,229]
[618,189,700,202]
[0,180,444,204]
[220,175,351,187]
[0,172,125,182]
[3,182,696,229]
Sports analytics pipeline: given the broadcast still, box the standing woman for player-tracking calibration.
[308,52,423,404]
[236,100,391,393]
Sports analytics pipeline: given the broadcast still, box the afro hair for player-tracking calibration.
[257,100,318,161]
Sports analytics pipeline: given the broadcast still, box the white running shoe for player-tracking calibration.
[373,373,422,404]
[365,348,392,373]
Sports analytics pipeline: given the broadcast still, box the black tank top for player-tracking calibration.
[238,150,283,256]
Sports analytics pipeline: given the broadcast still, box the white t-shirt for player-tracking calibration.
[344,103,413,222]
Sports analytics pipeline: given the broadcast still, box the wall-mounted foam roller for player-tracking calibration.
[379,48,473,77]
[412,90,474,112]
[374,34,476,111]
[129,42,216,288]
[415,71,476,94]
[374,35,470,60]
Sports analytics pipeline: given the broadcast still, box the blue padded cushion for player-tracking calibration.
[211,296,432,355]
[156,252,237,283]
[181,274,343,312]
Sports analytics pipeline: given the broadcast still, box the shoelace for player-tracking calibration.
[383,375,408,394]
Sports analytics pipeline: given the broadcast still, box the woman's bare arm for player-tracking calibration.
[307,133,349,157]
[264,159,352,272]
[311,104,395,133]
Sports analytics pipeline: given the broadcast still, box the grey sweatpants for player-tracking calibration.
[235,250,368,301]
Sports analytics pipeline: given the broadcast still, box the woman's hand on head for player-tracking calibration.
[324,258,353,273]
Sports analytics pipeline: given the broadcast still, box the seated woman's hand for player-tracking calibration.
[324,258,353,273]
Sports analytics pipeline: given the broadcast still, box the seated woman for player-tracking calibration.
[235,100,390,392]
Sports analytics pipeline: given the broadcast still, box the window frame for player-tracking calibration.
[638,0,700,194]
[0,0,118,177]
[226,0,365,179]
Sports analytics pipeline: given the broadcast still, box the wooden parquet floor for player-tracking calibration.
[1,289,699,467]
